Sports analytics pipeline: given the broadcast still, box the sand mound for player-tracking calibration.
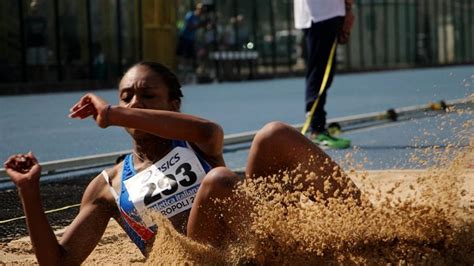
[2,167,472,265]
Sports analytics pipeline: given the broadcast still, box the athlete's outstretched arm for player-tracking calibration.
[4,153,116,265]
[69,93,224,157]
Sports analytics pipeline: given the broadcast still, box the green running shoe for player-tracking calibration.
[312,132,351,149]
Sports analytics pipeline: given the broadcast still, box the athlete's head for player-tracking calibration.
[119,62,183,139]
[118,61,183,113]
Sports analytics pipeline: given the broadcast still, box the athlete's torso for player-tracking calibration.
[103,140,212,254]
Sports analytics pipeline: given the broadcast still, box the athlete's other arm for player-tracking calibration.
[4,153,116,265]
[69,93,224,157]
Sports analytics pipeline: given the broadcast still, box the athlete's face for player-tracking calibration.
[119,65,180,138]
[118,65,179,112]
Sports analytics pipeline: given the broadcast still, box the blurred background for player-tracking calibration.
[0,0,473,92]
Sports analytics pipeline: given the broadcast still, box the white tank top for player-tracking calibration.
[294,0,346,29]
[101,140,212,254]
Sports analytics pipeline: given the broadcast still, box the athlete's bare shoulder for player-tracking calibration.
[82,162,123,211]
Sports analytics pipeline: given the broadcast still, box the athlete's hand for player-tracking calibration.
[4,152,42,189]
[69,93,111,128]
[338,9,355,44]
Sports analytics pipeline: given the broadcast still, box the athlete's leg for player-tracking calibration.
[187,166,245,247]
[246,121,360,200]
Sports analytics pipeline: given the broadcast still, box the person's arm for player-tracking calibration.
[4,153,116,265]
[69,93,224,157]
[58,173,117,264]
[338,0,355,44]
[112,107,223,154]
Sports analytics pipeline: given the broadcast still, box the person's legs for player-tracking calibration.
[305,21,329,134]
[308,89,328,134]
[305,17,344,134]
[187,166,245,247]
[246,121,360,200]
[188,39,197,71]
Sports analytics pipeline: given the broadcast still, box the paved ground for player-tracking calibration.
[0,65,472,170]
[224,111,472,170]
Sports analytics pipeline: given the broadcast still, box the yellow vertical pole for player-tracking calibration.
[142,0,177,68]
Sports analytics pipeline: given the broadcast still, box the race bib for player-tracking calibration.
[124,147,206,226]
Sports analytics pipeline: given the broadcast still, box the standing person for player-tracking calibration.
[4,61,360,264]
[61,5,81,64]
[294,0,354,149]
[25,0,48,80]
[176,3,207,76]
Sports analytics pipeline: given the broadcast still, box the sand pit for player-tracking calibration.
[1,168,472,265]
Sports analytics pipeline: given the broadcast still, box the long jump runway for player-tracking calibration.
[0,66,472,164]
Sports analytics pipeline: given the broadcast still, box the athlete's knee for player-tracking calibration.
[254,121,295,146]
[200,167,239,196]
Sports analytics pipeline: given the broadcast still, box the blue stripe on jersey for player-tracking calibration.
[119,154,155,254]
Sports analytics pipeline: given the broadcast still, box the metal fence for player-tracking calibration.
[0,0,473,87]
